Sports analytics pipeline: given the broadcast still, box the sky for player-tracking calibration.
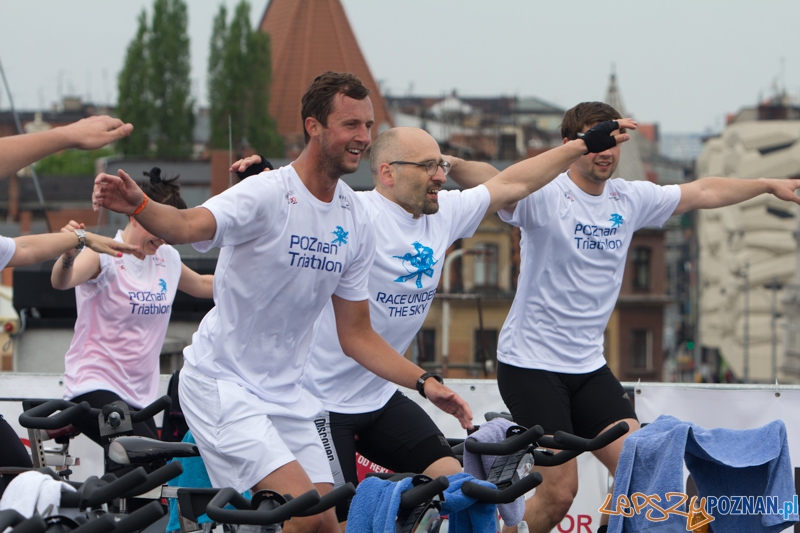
[1,0,799,135]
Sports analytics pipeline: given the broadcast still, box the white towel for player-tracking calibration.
[0,471,76,518]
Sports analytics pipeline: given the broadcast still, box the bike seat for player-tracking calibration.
[108,436,199,465]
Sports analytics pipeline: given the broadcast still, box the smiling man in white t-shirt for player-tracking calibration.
[92,72,475,533]
[454,101,800,533]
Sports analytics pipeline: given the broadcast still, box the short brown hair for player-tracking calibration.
[561,102,622,140]
[301,71,371,143]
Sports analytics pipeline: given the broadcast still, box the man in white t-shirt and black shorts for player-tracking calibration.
[290,122,636,525]
[92,72,475,533]
[452,101,800,533]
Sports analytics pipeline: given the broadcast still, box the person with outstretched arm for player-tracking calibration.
[449,101,800,533]
[92,71,472,533]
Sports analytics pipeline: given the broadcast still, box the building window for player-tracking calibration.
[412,329,437,364]
[473,243,498,288]
[474,329,498,363]
[631,329,652,371]
[632,246,651,290]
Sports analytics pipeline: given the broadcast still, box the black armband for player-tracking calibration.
[416,372,444,399]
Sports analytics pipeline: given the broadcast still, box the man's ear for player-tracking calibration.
[562,137,570,146]
[305,117,322,139]
[377,162,395,187]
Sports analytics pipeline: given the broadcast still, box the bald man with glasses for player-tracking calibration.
[234,120,634,527]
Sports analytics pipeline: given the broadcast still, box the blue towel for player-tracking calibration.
[441,472,497,533]
[346,476,414,533]
[609,415,798,533]
[462,418,525,526]
[166,431,250,533]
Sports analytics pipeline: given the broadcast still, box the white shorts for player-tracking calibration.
[179,363,334,493]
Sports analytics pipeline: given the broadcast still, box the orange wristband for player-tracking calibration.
[131,194,149,216]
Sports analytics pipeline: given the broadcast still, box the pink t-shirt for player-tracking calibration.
[63,231,182,408]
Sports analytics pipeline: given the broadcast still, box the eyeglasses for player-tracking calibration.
[389,160,451,177]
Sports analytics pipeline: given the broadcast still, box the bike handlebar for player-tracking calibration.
[0,510,46,533]
[463,425,544,456]
[544,421,629,452]
[206,488,321,525]
[114,501,166,533]
[69,513,116,533]
[121,460,183,498]
[399,476,449,510]
[461,471,543,504]
[296,483,356,517]
[18,400,91,430]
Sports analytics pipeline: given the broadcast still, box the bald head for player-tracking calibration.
[370,127,440,186]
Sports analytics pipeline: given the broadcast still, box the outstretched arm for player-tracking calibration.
[480,118,636,214]
[674,177,800,215]
[332,295,474,429]
[177,263,214,299]
[10,230,136,269]
[0,116,133,178]
[93,169,217,244]
[50,220,103,290]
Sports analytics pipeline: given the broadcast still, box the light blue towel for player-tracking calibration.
[441,472,497,533]
[609,415,798,533]
[462,417,525,526]
[346,475,414,533]
[166,431,250,533]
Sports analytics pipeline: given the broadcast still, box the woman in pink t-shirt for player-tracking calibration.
[51,168,213,444]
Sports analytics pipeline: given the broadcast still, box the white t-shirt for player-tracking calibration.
[185,164,375,416]
[0,236,14,269]
[497,172,681,373]
[302,186,491,413]
[63,231,183,408]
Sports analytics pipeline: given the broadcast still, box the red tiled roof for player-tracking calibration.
[259,0,393,146]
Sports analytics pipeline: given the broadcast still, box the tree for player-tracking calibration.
[116,0,194,158]
[208,1,282,156]
[149,0,195,158]
[117,11,151,156]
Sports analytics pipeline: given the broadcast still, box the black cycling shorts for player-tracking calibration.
[497,362,636,439]
[325,390,454,521]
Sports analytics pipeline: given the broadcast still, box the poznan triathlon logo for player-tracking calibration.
[609,213,624,228]
[331,226,348,245]
[158,279,167,293]
[600,492,799,531]
[393,242,436,289]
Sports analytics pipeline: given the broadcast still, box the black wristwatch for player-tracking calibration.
[74,228,86,250]
[416,372,444,399]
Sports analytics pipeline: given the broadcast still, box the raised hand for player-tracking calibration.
[64,116,134,150]
[93,169,145,214]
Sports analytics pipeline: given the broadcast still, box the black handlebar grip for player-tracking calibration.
[399,476,449,510]
[131,395,172,422]
[8,515,46,533]
[296,482,356,516]
[122,460,183,498]
[69,513,116,533]
[114,501,166,533]
[206,487,321,525]
[461,471,543,504]
[84,467,149,508]
[552,421,629,452]
[18,400,90,430]
[0,510,25,531]
[464,425,544,456]
[532,448,580,467]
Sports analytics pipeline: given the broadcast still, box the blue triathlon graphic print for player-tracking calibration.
[394,242,436,289]
[610,214,624,228]
[158,279,167,293]
[332,226,349,245]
